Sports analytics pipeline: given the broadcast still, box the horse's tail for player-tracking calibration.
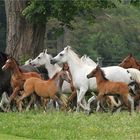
[108,96,121,107]
[60,94,68,108]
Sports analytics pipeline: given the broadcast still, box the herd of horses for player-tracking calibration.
[0,46,140,115]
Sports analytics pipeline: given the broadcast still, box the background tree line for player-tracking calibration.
[1,0,140,65]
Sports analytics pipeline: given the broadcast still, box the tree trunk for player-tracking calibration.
[4,0,46,60]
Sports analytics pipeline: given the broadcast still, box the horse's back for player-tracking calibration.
[20,65,40,73]
[102,66,132,83]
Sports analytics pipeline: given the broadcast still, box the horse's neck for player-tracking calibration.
[11,65,22,77]
[96,71,107,87]
[135,62,140,70]
[51,74,62,90]
[67,54,84,77]
[45,63,61,78]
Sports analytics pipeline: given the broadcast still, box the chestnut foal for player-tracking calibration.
[87,65,134,114]
[17,70,71,111]
[2,57,42,110]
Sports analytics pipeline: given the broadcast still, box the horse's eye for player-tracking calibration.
[60,53,63,56]
[38,57,40,59]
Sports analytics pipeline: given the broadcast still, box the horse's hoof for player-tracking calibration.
[85,108,91,115]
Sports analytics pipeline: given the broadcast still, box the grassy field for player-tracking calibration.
[0,111,140,140]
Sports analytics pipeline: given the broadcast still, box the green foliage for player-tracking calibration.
[22,0,116,26]
[19,54,31,65]
[22,0,47,24]
[69,3,140,65]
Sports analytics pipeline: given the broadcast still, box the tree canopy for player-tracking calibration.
[22,0,116,27]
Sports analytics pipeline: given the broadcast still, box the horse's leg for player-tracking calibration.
[87,93,96,112]
[76,88,87,112]
[96,93,104,112]
[68,90,77,102]
[122,94,134,114]
[26,94,36,111]
[9,87,20,103]
[52,95,61,111]
[128,94,134,114]
[17,91,32,112]
[5,87,20,111]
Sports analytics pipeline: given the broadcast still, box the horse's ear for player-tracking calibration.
[44,49,47,53]
[129,53,132,57]
[65,45,71,51]
[84,54,87,58]
[7,54,12,59]
[43,49,47,54]
[96,65,100,69]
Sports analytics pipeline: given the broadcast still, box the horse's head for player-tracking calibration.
[52,70,71,84]
[2,57,16,71]
[87,65,101,79]
[62,63,69,71]
[30,49,52,67]
[119,54,136,68]
[24,59,32,65]
[59,70,71,83]
[51,46,71,65]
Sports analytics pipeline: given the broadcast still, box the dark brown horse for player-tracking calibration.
[87,65,134,114]
[17,70,71,111]
[119,54,140,70]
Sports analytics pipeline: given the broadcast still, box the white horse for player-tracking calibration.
[29,49,71,93]
[81,55,97,67]
[24,59,32,65]
[50,46,134,112]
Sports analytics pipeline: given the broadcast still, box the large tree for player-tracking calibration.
[5,0,46,59]
[4,0,116,59]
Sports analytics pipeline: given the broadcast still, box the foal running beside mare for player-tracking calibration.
[2,57,42,108]
[87,65,134,114]
[17,70,71,111]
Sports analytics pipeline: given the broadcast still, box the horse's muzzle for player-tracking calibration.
[87,74,90,79]
[50,58,57,65]
[2,65,6,71]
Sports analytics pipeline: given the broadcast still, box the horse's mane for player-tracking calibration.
[134,58,140,67]
[10,57,23,72]
[99,67,109,81]
[51,72,59,80]
[68,48,83,64]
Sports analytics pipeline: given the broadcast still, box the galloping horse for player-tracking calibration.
[119,54,140,83]
[81,54,121,111]
[87,65,134,114]
[17,70,71,111]
[30,49,77,106]
[2,57,42,105]
[119,54,140,70]
[50,46,133,112]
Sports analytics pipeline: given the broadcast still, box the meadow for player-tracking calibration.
[0,111,140,140]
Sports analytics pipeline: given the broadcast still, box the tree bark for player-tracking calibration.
[4,0,46,59]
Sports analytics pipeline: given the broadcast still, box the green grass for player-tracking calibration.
[0,111,140,140]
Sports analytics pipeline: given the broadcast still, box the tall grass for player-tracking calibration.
[0,111,140,140]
